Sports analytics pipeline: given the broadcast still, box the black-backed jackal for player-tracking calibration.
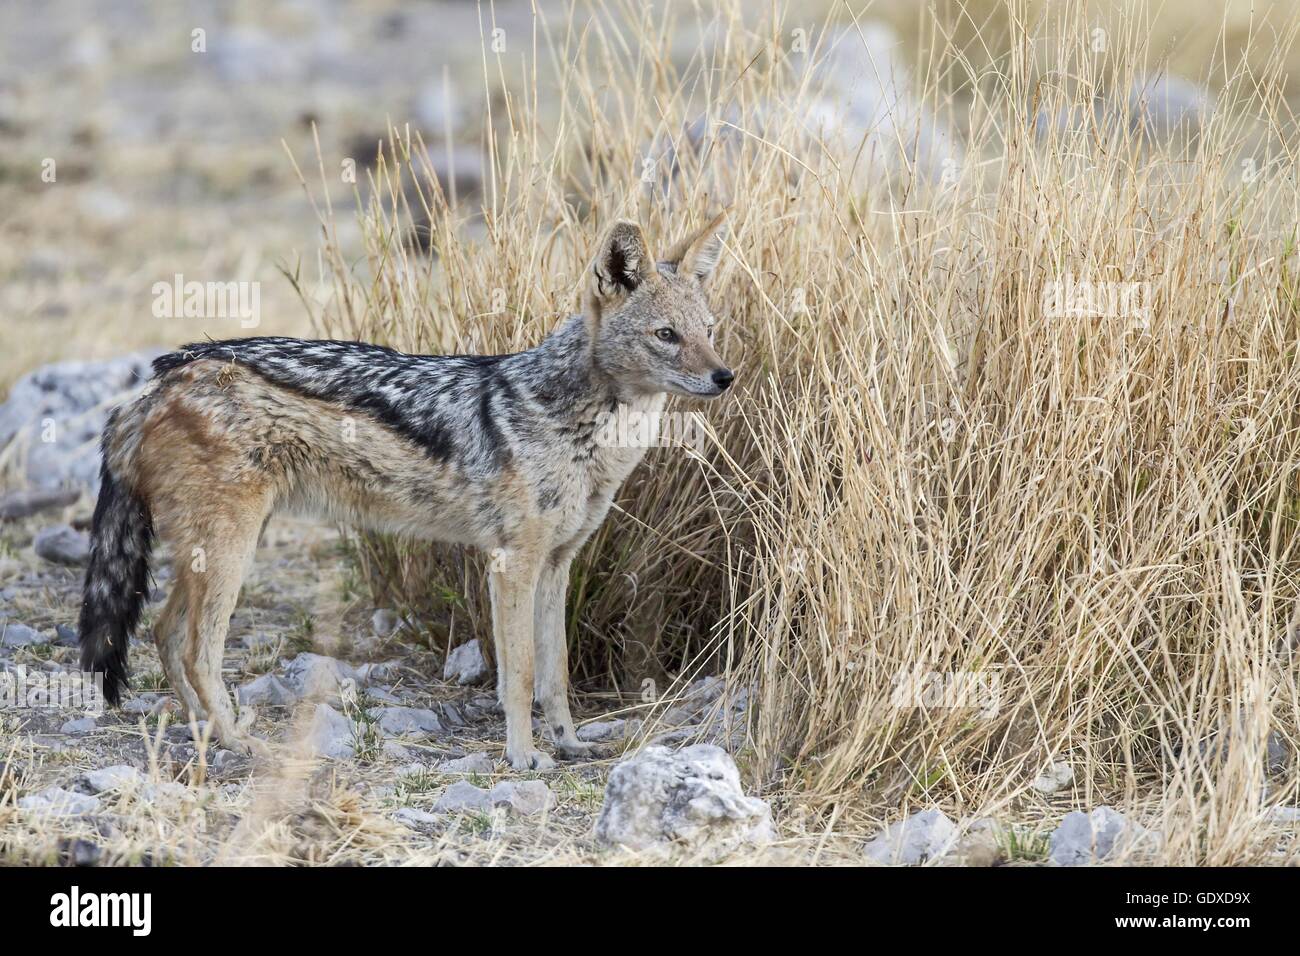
[79,216,732,770]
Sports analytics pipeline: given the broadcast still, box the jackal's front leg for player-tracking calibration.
[489,552,554,771]
[534,558,591,758]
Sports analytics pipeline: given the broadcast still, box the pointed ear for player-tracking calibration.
[586,220,652,321]
[660,210,728,284]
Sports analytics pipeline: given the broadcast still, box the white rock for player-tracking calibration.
[33,524,90,566]
[594,744,775,858]
[373,706,442,737]
[660,676,726,725]
[434,780,491,813]
[652,678,750,750]
[60,716,97,734]
[443,639,488,685]
[209,750,238,771]
[0,352,160,491]
[436,752,495,774]
[578,718,641,742]
[808,25,963,184]
[304,703,356,759]
[1030,761,1074,795]
[80,764,144,794]
[393,807,440,827]
[488,780,554,816]
[863,809,958,865]
[18,786,100,816]
[282,653,362,699]
[236,674,299,707]
[1266,805,1300,824]
[354,660,399,683]
[1,623,47,648]
[0,487,79,520]
[141,781,192,804]
[364,685,403,704]
[1049,806,1160,866]
[1128,74,1212,138]
[370,608,403,638]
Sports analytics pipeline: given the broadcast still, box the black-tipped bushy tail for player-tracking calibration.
[79,463,154,705]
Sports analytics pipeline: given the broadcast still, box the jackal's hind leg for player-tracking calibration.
[180,508,270,758]
[153,580,205,722]
[534,559,590,758]
[490,551,552,771]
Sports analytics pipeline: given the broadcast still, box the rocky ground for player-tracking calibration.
[0,482,853,865]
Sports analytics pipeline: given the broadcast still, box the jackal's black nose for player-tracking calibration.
[712,367,735,390]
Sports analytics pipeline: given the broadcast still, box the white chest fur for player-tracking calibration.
[588,392,669,490]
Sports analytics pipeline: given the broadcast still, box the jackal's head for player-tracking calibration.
[585,214,734,398]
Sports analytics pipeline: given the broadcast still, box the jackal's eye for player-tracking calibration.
[654,327,679,344]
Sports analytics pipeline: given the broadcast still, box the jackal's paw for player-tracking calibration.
[554,738,596,760]
[217,733,272,761]
[507,748,556,772]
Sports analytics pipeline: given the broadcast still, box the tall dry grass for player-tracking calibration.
[289,0,1300,861]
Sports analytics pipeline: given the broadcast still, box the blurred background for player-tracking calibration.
[2,0,1296,393]
[1,0,538,389]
